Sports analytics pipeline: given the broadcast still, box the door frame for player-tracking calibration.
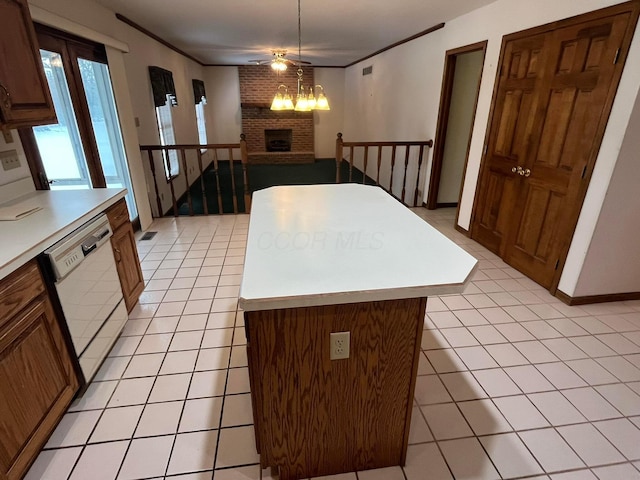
[427,41,487,213]
[469,0,640,294]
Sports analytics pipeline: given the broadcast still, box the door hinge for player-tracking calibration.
[555,259,560,270]
[483,144,488,156]
[614,48,621,64]
[581,165,587,179]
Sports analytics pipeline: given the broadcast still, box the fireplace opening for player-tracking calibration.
[265,129,292,152]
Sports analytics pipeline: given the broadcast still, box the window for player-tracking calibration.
[26,25,138,219]
[155,96,179,179]
[192,79,207,152]
[195,101,207,151]
[149,66,179,180]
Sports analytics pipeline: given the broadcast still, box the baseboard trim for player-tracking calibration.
[556,290,640,306]
[455,224,470,237]
[437,202,458,208]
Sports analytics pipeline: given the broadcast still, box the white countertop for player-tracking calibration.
[239,184,478,311]
[0,188,126,280]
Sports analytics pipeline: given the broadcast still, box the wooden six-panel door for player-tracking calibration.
[472,2,640,290]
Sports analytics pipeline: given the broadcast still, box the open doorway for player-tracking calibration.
[427,41,486,212]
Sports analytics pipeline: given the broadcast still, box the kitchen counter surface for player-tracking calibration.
[239,184,478,311]
[0,188,126,280]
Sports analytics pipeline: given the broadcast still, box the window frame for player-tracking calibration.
[154,97,179,181]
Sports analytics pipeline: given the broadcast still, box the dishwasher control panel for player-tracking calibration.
[44,214,113,281]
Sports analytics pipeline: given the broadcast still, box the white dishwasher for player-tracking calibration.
[45,213,127,382]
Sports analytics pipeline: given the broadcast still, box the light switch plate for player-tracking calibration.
[0,149,20,171]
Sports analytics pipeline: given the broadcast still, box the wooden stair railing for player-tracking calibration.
[335,132,433,207]
[140,134,250,217]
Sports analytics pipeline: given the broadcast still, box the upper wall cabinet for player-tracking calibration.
[0,0,56,128]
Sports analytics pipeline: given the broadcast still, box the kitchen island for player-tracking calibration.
[239,184,477,480]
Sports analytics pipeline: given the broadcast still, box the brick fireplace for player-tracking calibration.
[238,65,315,163]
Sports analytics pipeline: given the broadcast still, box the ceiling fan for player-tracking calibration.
[249,50,311,71]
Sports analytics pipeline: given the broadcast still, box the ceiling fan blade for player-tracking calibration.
[248,59,271,65]
[285,58,312,65]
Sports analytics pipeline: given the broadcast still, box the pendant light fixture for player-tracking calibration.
[270,0,330,111]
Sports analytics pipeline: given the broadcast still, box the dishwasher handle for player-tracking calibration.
[81,228,111,256]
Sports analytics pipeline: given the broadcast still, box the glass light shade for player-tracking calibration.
[271,60,287,72]
[270,93,285,110]
[315,92,330,110]
[283,94,294,110]
[294,94,310,111]
[307,89,316,109]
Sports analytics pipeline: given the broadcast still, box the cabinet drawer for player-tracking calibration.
[0,261,44,329]
[105,198,129,231]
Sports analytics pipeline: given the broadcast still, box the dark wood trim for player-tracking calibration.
[454,223,471,237]
[428,41,487,210]
[437,202,458,208]
[115,13,204,66]
[131,217,141,232]
[556,290,640,306]
[345,23,445,68]
[18,127,49,190]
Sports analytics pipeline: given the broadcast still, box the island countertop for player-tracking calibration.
[239,184,477,311]
[0,188,126,280]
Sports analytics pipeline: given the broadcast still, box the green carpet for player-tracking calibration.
[169,159,373,216]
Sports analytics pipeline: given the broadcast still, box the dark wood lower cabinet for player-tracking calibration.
[0,261,78,480]
[106,198,144,313]
[245,297,426,480]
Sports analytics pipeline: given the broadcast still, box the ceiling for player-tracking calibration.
[93,0,498,67]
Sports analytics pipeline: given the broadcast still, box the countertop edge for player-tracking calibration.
[0,189,127,280]
[239,263,478,311]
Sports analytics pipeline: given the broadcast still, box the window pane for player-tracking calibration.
[196,101,207,151]
[33,50,91,189]
[77,58,137,219]
[155,100,179,179]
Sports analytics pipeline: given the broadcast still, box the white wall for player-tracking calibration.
[203,67,242,144]
[0,131,36,204]
[313,68,345,158]
[438,50,484,204]
[343,0,640,296]
[570,87,640,297]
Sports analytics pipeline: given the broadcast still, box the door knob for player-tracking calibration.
[512,166,531,177]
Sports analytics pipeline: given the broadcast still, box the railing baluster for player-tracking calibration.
[414,145,425,207]
[180,149,193,216]
[228,147,238,214]
[362,146,369,185]
[335,133,343,183]
[349,146,354,182]
[376,146,382,186]
[197,149,208,215]
[240,134,251,213]
[401,146,411,204]
[390,145,397,198]
[148,150,162,217]
[163,150,178,217]
[212,149,223,214]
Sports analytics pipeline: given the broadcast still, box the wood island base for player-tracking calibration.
[245,296,427,480]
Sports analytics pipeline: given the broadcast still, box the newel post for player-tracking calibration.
[240,133,251,212]
[335,132,343,183]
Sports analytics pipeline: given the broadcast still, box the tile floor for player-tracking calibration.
[26,208,640,479]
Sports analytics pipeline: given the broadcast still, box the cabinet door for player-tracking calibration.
[0,0,56,127]
[112,224,145,313]
[0,295,78,480]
